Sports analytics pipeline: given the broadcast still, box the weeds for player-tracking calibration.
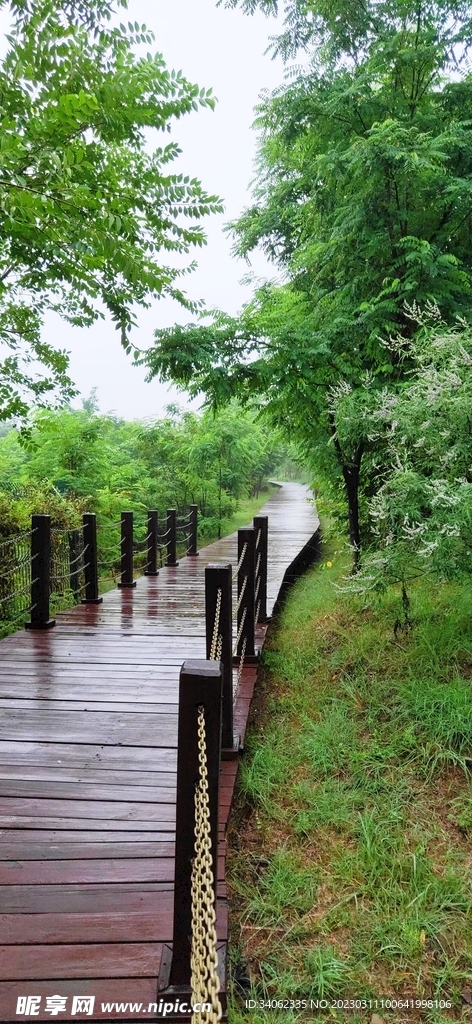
[228,539,472,1021]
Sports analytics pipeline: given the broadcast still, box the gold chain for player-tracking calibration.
[237,636,247,686]
[235,575,247,613]
[209,588,222,661]
[191,705,222,1024]
[233,605,247,655]
[232,542,247,581]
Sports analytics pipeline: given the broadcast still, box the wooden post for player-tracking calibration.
[187,504,199,556]
[253,514,269,623]
[237,527,256,659]
[166,509,178,567]
[69,529,80,601]
[144,510,159,577]
[26,514,55,629]
[205,564,233,749]
[167,659,223,989]
[118,511,136,588]
[81,513,103,604]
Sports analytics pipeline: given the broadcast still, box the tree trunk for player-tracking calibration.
[342,449,363,569]
[328,413,364,569]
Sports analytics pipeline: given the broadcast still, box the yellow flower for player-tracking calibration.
[326,560,332,568]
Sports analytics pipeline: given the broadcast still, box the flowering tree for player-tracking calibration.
[332,306,472,598]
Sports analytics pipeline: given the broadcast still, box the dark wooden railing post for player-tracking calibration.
[237,527,256,659]
[166,509,178,567]
[187,504,199,556]
[69,529,80,602]
[81,513,103,604]
[253,514,269,623]
[205,564,233,750]
[163,659,223,991]
[118,511,136,588]
[26,514,55,630]
[144,510,159,577]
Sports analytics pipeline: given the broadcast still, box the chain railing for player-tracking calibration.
[205,564,233,751]
[0,503,199,636]
[50,525,90,610]
[253,516,269,624]
[1,500,270,1018]
[163,660,223,1014]
[191,704,222,1024]
[96,505,198,583]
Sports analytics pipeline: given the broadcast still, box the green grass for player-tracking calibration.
[201,487,278,543]
[227,536,472,1022]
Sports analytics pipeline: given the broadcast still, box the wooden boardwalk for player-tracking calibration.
[0,483,319,1021]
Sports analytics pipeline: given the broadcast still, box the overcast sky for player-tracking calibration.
[2,0,286,419]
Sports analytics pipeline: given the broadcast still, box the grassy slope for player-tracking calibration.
[202,488,278,543]
[228,533,472,1024]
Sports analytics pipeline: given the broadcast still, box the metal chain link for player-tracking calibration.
[232,542,247,581]
[235,575,247,615]
[209,588,222,661]
[237,636,247,687]
[191,705,222,1024]
[233,606,247,654]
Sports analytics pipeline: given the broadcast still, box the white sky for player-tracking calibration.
[2,0,286,419]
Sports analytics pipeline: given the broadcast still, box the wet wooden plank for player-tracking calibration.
[0,482,318,1021]
[0,884,175,913]
[0,942,164,979]
[0,978,167,1020]
[0,858,176,885]
[0,741,177,770]
[0,710,177,745]
[0,766,176,787]
[0,830,175,844]
[0,879,226,913]
[0,780,176,802]
[0,841,174,860]
[0,797,175,821]
[0,817,173,831]
[2,904,228,944]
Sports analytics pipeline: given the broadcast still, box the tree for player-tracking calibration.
[145,0,472,563]
[0,0,222,421]
[335,307,472,600]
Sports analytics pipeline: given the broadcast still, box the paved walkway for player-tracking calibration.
[0,483,319,1021]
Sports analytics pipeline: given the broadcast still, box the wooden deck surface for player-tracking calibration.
[0,483,319,1021]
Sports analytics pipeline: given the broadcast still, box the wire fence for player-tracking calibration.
[0,530,35,636]
[50,526,89,611]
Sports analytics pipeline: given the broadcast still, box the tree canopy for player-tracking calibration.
[0,0,222,421]
[146,0,472,562]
